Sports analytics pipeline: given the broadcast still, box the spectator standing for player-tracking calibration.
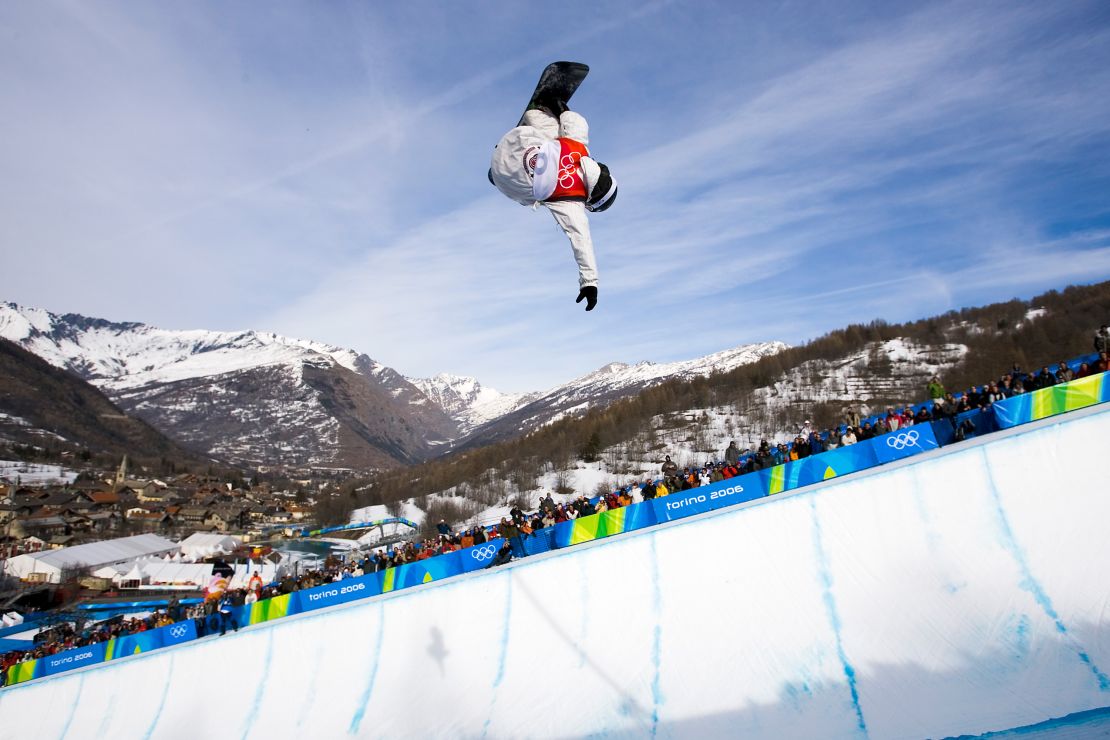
[1033,367,1057,390]
[724,441,741,466]
[661,456,678,476]
[248,571,263,600]
[808,431,825,455]
[1095,325,1110,355]
[499,517,520,542]
[927,376,945,400]
[217,595,238,636]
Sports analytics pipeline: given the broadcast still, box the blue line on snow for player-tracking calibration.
[981,450,1110,691]
[649,535,663,738]
[239,630,275,740]
[95,687,118,737]
[481,572,514,739]
[349,602,387,735]
[809,497,869,737]
[296,640,325,733]
[142,653,175,740]
[579,557,590,669]
[57,673,84,739]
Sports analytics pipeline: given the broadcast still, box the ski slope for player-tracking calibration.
[2,406,1109,739]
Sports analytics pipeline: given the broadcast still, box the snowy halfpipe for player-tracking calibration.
[1,405,1108,738]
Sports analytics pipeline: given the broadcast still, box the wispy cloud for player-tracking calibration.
[2,0,1108,392]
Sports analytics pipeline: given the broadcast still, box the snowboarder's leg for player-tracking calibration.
[558,111,589,146]
[544,199,598,289]
[521,109,559,139]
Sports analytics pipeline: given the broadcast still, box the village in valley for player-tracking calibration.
[0,455,323,593]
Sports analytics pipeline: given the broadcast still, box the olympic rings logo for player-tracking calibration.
[170,625,188,639]
[886,430,920,450]
[471,544,497,561]
[558,151,582,188]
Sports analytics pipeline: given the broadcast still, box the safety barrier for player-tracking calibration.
[4,619,198,684]
[993,372,1109,428]
[5,371,1106,689]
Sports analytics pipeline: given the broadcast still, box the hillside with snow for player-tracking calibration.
[458,341,790,448]
[0,301,792,472]
[0,302,457,470]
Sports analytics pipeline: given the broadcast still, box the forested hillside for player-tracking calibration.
[0,338,208,473]
[318,281,1110,526]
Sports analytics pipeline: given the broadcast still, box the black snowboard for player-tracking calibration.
[516,61,590,126]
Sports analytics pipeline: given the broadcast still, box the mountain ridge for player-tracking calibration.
[0,301,787,471]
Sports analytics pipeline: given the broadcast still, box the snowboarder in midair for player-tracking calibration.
[488,64,617,311]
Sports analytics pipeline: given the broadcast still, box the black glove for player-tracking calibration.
[575,286,597,311]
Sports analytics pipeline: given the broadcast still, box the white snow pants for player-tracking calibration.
[520,110,599,289]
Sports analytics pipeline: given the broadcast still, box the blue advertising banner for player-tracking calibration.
[763,443,879,495]
[618,499,660,535]
[41,641,107,677]
[160,619,197,648]
[519,528,558,556]
[871,424,939,465]
[293,572,383,614]
[459,539,503,572]
[651,476,762,523]
[392,551,465,590]
[104,628,163,661]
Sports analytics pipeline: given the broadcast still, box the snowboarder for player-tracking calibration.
[488,62,618,311]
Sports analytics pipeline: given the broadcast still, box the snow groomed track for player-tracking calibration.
[2,405,1110,738]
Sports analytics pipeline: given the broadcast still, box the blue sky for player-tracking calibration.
[2,1,1109,392]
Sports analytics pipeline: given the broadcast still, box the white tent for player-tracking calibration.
[2,534,179,584]
[109,561,286,591]
[120,562,146,588]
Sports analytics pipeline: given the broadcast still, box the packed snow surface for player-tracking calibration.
[2,407,1109,738]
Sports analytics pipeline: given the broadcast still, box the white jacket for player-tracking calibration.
[490,110,599,288]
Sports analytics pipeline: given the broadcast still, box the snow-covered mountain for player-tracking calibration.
[405,373,540,435]
[0,301,789,471]
[457,341,790,448]
[0,302,457,470]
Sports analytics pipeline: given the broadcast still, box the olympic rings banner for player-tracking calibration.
[279,538,506,620]
[5,619,203,685]
[460,539,503,572]
[103,620,198,661]
[871,424,939,464]
[993,371,1109,429]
